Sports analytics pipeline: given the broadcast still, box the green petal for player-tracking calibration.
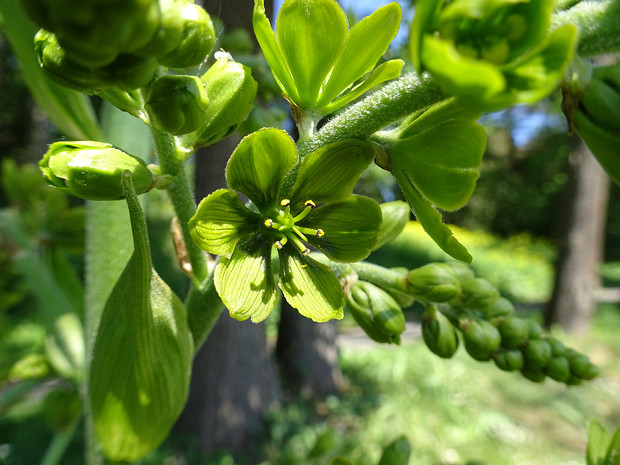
[502,25,577,105]
[215,241,278,323]
[409,0,442,71]
[421,36,506,101]
[252,0,299,101]
[394,170,472,263]
[304,195,382,262]
[317,3,402,108]
[390,121,486,211]
[278,249,344,322]
[189,189,258,258]
[287,139,374,207]
[322,59,404,115]
[276,0,348,109]
[226,128,297,209]
[504,0,555,61]
[374,200,411,250]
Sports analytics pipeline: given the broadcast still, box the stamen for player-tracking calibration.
[264,219,274,228]
[304,200,315,209]
[292,226,308,242]
[293,199,316,222]
[289,234,309,255]
[275,235,288,249]
[280,199,291,207]
[316,229,324,238]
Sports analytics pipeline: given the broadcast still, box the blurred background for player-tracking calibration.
[1,1,619,464]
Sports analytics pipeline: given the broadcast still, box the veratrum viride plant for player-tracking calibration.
[0,0,618,462]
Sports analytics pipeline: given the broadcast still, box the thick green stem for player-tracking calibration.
[298,73,444,156]
[551,0,620,57]
[351,261,408,293]
[151,128,209,285]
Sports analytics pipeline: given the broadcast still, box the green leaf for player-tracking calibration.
[278,250,344,322]
[276,0,348,108]
[317,2,402,108]
[322,59,404,115]
[189,189,259,259]
[227,128,297,209]
[587,419,611,465]
[502,25,577,105]
[395,170,472,263]
[575,110,620,186]
[287,139,374,207]
[214,241,278,323]
[421,36,506,101]
[0,0,102,140]
[390,121,486,211]
[305,195,382,262]
[253,0,299,102]
[603,425,620,465]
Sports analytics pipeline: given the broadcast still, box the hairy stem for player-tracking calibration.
[151,128,209,285]
[298,72,444,156]
[551,0,620,57]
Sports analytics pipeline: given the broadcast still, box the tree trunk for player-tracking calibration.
[545,135,610,333]
[276,301,345,397]
[176,134,281,456]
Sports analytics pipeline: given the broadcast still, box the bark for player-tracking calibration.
[545,135,610,333]
[276,301,345,397]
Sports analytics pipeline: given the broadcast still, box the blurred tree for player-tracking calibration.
[545,136,610,333]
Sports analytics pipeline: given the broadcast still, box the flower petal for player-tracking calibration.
[226,128,297,209]
[215,241,278,323]
[286,139,374,207]
[276,0,347,109]
[189,189,259,258]
[317,2,402,108]
[304,195,382,262]
[278,249,344,322]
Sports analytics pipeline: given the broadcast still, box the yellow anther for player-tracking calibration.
[304,200,316,209]
[316,229,325,238]
[280,199,291,207]
[275,241,284,250]
[264,219,274,228]
[302,248,310,256]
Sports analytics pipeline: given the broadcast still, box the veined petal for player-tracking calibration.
[253,0,299,101]
[215,241,278,323]
[304,195,382,262]
[189,189,259,258]
[278,249,344,322]
[287,139,374,207]
[276,0,347,108]
[317,2,402,108]
[226,128,297,209]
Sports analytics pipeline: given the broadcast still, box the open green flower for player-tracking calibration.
[189,128,382,323]
[410,0,577,109]
[253,0,403,122]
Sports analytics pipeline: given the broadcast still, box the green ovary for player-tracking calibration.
[262,199,324,255]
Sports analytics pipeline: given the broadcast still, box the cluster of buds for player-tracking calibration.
[364,261,599,385]
[27,0,215,93]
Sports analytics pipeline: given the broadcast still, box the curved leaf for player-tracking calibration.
[278,249,344,322]
[227,128,297,209]
[305,195,382,262]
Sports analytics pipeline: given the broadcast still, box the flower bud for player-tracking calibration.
[545,356,571,383]
[39,141,154,200]
[521,368,546,383]
[35,30,108,94]
[458,277,500,311]
[145,75,209,135]
[422,306,459,359]
[462,320,501,361]
[184,58,258,149]
[566,351,599,380]
[406,263,461,303]
[498,316,530,348]
[482,296,514,319]
[493,348,524,372]
[347,281,405,344]
[374,201,410,250]
[156,2,215,68]
[522,339,552,370]
[99,54,158,91]
[445,260,475,282]
[378,436,411,465]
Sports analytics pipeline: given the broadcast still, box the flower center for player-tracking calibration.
[263,199,324,255]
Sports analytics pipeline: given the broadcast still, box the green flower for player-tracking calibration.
[410,0,577,109]
[253,0,403,121]
[189,128,382,323]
